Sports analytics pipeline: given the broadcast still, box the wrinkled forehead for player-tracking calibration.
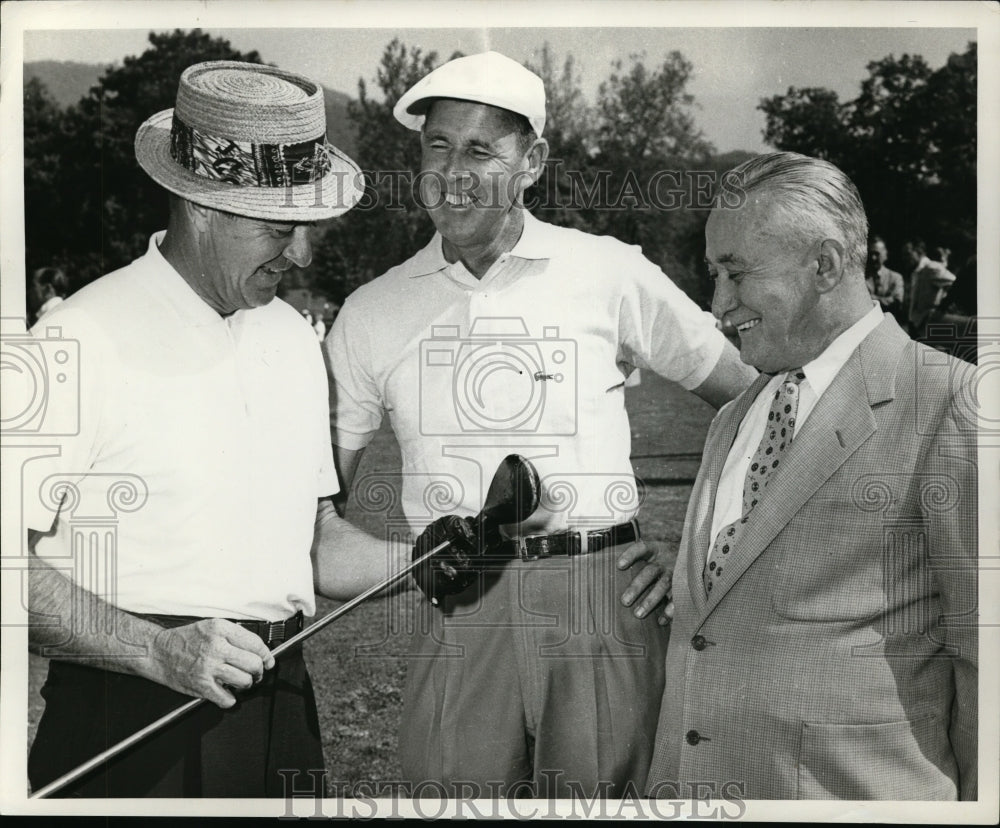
[707,195,776,242]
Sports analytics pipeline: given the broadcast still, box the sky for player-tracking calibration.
[23,24,975,154]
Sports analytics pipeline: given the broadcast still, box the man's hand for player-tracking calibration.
[618,540,674,625]
[411,515,499,606]
[149,619,275,708]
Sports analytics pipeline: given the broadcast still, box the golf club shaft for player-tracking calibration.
[271,538,447,659]
[28,696,203,799]
[29,537,450,799]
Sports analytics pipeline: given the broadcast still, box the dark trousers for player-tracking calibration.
[28,648,324,797]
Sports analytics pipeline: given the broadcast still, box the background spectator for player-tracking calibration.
[29,266,69,325]
[903,239,956,336]
[864,236,905,323]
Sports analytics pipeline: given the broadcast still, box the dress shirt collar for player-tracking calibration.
[407,208,552,278]
[798,303,883,398]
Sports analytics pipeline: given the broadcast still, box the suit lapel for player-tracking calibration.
[696,317,909,617]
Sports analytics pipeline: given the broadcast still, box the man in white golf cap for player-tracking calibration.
[325,51,756,797]
[25,60,398,797]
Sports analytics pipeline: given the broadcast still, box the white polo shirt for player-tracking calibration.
[327,211,726,534]
[25,233,337,619]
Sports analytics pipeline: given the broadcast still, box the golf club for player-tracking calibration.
[30,453,541,798]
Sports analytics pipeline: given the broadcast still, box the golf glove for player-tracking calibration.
[411,515,501,606]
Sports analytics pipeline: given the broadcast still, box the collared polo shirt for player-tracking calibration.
[327,211,726,534]
[25,233,336,619]
[707,304,885,558]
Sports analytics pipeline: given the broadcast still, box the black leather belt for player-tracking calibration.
[137,610,304,649]
[500,519,640,561]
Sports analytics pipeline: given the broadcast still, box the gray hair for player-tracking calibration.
[718,151,869,273]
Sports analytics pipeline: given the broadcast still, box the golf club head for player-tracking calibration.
[480,454,541,526]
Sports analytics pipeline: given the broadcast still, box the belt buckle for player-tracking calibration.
[267,620,285,646]
[517,533,549,561]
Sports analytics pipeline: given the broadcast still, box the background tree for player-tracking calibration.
[524,43,595,231]
[309,40,454,303]
[759,41,976,307]
[589,52,716,305]
[758,87,849,162]
[23,78,70,280]
[28,32,974,318]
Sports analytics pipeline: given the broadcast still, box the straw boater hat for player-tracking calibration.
[393,51,546,137]
[135,61,362,222]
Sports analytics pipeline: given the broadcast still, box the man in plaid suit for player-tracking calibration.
[645,152,978,800]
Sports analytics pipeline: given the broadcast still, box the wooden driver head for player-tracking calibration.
[479,454,541,526]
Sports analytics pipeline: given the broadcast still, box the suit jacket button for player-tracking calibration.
[691,635,707,651]
[685,729,701,745]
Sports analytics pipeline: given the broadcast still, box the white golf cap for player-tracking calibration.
[393,51,546,137]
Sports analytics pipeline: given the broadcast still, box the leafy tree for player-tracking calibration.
[524,43,595,231]
[589,52,716,304]
[23,78,71,279]
[596,51,711,163]
[24,30,262,289]
[759,87,848,162]
[759,42,976,275]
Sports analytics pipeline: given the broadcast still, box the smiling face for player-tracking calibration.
[707,195,827,373]
[195,211,313,315]
[418,99,543,256]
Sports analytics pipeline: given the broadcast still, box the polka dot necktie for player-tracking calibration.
[704,369,806,594]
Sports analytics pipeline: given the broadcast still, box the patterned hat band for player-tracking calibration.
[169,113,333,188]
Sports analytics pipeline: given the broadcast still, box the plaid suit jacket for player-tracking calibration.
[645,316,978,800]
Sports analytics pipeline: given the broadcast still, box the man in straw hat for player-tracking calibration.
[324,51,756,797]
[25,60,398,797]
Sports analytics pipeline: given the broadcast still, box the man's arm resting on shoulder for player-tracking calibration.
[690,339,757,410]
[27,528,273,708]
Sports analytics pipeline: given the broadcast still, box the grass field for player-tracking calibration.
[26,370,716,792]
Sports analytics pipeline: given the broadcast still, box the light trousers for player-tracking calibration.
[399,544,669,798]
